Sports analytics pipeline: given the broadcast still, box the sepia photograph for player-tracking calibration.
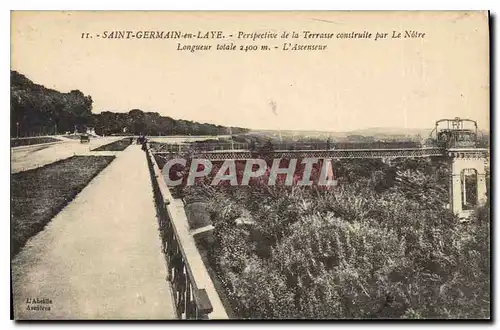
[9,10,490,320]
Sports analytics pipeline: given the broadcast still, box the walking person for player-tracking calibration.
[141,135,148,152]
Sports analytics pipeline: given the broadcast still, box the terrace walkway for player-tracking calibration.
[11,145,176,320]
[11,136,123,174]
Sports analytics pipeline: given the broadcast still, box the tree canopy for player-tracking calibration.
[11,70,249,137]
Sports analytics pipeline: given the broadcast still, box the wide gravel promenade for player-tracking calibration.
[11,145,176,320]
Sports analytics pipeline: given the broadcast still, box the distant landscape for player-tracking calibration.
[251,127,430,140]
[250,126,489,145]
[11,70,489,147]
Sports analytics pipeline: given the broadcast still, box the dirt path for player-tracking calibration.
[11,145,176,320]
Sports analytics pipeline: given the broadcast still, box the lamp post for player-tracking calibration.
[16,122,19,138]
[229,127,234,151]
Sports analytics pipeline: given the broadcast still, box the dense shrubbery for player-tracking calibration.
[178,156,490,319]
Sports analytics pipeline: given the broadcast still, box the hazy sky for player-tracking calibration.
[11,11,489,131]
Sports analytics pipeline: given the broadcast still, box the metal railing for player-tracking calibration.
[145,145,215,319]
[154,143,249,153]
[180,147,445,160]
[150,141,424,153]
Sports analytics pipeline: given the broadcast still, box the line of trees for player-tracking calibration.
[92,109,248,136]
[11,70,93,137]
[10,70,248,137]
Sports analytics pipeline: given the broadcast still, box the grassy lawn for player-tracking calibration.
[11,155,115,257]
[11,137,60,147]
[63,134,91,140]
[92,138,132,151]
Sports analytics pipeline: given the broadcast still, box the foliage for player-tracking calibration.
[180,155,490,319]
[11,71,93,136]
[91,138,132,151]
[11,70,249,137]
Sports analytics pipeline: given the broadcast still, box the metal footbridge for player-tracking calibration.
[153,117,489,161]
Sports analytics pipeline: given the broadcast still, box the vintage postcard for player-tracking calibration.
[10,11,490,320]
